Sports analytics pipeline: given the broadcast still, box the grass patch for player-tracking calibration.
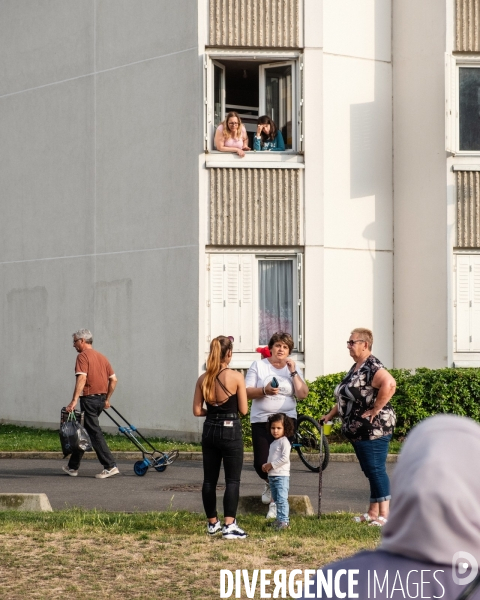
[0,423,201,453]
[0,424,402,454]
[0,509,380,599]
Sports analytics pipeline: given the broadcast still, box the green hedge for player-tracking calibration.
[241,368,480,443]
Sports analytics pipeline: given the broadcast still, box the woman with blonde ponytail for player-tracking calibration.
[193,335,248,539]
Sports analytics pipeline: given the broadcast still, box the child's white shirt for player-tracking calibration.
[267,437,291,476]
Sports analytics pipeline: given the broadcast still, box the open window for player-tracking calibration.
[206,55,302,153]
[206,253,303,353]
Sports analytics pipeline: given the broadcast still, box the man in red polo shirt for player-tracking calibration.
[63,329,119,479]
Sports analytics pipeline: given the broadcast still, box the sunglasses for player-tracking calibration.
[346,340,365,346]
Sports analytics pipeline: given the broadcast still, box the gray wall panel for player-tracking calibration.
[0,0,94,96]
[96,0,197,71]
[95,50,201,253]
[0,257,95,423]
[0,77,95,262]
[93,248,200,438]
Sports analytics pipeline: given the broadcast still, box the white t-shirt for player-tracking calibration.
[245,358,305,423]
[267,436,291,476]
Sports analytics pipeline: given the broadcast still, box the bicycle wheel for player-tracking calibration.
[295,415,330,472]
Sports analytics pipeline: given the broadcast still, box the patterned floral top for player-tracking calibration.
[334,355,396,442]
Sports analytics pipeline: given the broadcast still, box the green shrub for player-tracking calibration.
[241,368,480,443]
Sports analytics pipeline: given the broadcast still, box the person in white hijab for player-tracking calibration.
[301,415,480,599]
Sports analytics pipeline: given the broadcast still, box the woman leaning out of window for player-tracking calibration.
[214,111,250,158]
[253,116,285,152]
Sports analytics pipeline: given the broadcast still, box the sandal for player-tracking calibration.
[353,513,375,523]
[369,516,388,527]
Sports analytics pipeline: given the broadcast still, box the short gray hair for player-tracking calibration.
[72,329,93,344]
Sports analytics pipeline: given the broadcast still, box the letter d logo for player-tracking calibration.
[452,551,479,586]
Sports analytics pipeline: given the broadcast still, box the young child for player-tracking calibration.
[262,413,295,530]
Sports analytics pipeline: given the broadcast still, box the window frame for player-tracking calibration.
[205,251,304,353]
[205,50,303,156]
[446,56,480,155]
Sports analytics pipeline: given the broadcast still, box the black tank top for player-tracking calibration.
[206,369,239,415]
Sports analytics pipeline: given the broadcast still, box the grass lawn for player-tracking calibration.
[0,509,381,599]
[0,424,402,454]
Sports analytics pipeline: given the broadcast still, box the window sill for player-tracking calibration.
[205,152,304,169]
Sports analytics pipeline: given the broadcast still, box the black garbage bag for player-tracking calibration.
[59,410,93,457]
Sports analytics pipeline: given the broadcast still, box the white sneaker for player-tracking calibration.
[62,466,78,477]
[261,482,272,504]
[95,466,120,479]
[207,520,222,536]
[222,520,247,540]
[266,502,277,519]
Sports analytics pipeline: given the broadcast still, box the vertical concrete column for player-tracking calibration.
[303,0,325,379]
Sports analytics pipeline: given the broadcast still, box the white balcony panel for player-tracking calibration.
[457,170,480,247]
[456,0,480,51]
[209,0,300,48]
[210,168,301,245]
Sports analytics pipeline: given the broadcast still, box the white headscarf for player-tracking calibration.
[381,414,480,565]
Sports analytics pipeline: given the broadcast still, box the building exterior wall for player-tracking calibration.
[0,0,202,437]
[393,0,448,368]
[321,0,393,373]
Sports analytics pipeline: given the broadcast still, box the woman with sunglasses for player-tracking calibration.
[214,111,250,158]
[193,335,248,539]
[320,328,396,527]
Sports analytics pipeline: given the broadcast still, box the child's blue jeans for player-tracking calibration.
[269,475,290,523]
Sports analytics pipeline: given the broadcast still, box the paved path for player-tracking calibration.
[0,458,395,514]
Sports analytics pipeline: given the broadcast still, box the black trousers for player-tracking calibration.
[68,395,116,471]
[251,419,297,482]
[201,419,243,519]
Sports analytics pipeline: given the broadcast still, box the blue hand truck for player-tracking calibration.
[103,405,179,476]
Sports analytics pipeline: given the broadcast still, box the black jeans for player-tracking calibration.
[251,419,297,481]
[201,419,243,519]
[68,395,116,471]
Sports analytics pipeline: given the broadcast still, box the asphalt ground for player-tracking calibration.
[0,458,396,515]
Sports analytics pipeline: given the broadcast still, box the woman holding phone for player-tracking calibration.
[245,332,308,519]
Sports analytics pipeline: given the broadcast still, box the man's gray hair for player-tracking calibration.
[72,329,93,344]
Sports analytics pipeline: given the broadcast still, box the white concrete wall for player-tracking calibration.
[0,0,202,438]
[321,0,393,373]
[392,0,448,368]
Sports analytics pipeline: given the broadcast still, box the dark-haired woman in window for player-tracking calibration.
[253,116,285,152]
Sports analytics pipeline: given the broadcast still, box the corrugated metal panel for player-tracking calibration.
[210,168,301,245]
[456,0,480,51]
[209,0,300,47]
[457,171,480,247]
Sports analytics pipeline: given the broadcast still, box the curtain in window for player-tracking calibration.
[258,260,293,345]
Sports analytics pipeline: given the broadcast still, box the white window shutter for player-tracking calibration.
[209,254,225,342]
[445,54,456,153]
[471,256,480,351]
[225,255,240,343]
[239,254,255,351]
[456,255,471,351]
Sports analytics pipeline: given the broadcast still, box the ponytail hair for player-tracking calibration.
[202,335,233,405]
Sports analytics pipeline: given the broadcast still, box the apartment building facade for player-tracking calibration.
[9,0,478,438]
